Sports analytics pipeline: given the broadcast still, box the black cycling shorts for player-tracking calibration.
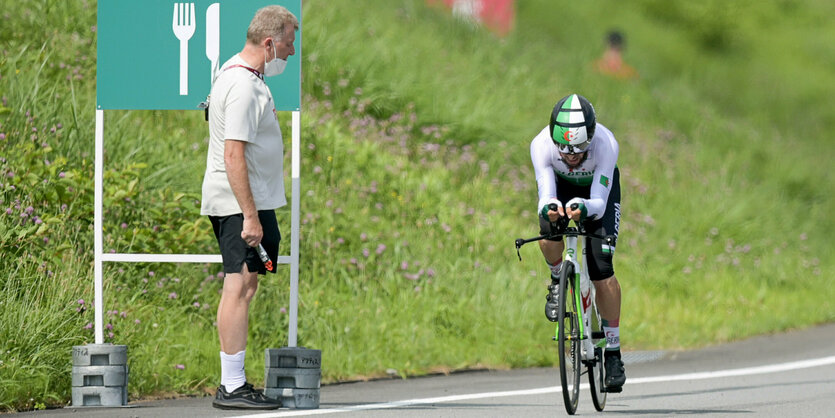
[538,167,621,281]
[209,210,280,275]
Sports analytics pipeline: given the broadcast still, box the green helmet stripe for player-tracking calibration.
[554,126,571,144]
[561,94,579,110]
[556,94,586,126]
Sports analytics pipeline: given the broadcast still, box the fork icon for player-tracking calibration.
[172,3,196,95]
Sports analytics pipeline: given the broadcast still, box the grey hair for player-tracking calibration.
[247,5,299,44]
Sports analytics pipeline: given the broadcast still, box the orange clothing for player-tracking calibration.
[594,50,638,80]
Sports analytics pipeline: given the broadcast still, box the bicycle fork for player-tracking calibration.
[552,274,596,360]
[554,236,598,362]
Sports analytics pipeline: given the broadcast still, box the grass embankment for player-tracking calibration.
[0,0,833,411]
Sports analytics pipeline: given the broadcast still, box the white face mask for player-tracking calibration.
[264,41,287,77]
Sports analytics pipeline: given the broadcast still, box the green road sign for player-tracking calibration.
[97,0,301,110]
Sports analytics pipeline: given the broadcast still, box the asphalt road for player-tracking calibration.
[18,323,835,417]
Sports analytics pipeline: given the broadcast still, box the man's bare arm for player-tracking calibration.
[225,139,262,246]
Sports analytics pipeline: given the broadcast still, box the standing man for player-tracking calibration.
[201,5,298,410]
[530,93,626,391]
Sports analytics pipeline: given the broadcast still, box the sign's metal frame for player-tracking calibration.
[94,0,303,347]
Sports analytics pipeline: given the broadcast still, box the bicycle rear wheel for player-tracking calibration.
[587,300,607,411]
[557,262,580,415]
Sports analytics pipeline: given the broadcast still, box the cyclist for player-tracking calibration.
[530,93,626,391]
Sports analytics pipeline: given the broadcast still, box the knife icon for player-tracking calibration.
[205,3,220,85]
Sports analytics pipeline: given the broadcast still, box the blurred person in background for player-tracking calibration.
[594,30,638,80]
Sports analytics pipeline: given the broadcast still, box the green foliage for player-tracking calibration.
[1,0,834,412]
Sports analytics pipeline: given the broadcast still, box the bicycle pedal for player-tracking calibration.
[603,386,623,393]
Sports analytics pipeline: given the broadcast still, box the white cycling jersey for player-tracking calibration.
[530,123,619,220]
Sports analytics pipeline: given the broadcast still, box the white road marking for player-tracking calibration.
[238,356,835,417]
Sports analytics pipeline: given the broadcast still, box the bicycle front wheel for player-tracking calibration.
[557,262,580,415]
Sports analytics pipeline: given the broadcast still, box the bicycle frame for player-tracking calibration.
[561,222,599,361]
[514,219,607,355]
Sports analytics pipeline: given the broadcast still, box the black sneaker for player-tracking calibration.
[604,354,626,391]
[212,382,282,410]
[544,280,560,322]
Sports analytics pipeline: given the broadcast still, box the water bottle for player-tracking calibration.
[579,272,595,360]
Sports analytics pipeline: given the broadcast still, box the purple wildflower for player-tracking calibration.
[376,244,386,255]
[175,364,185,370]
[168,292,178,299]
[84,322,93,329]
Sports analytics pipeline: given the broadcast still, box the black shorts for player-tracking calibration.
[538,167,621,281]
[209,210,280,275]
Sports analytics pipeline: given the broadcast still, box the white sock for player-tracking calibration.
[603,326,621,351]
[220,350,246,392]
[548,259,562,278]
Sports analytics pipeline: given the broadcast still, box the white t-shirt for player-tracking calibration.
[530,123,619,220]
[201,54,287,216]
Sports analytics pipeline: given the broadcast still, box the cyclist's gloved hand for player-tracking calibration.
[565,198,588,222]
[540,198,564,223]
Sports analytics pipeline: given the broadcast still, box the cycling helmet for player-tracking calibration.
[549,94,596,154]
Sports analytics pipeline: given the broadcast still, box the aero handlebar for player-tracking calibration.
[514,203,613,261]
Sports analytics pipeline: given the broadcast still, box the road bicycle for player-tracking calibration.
[515,203,614,415]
